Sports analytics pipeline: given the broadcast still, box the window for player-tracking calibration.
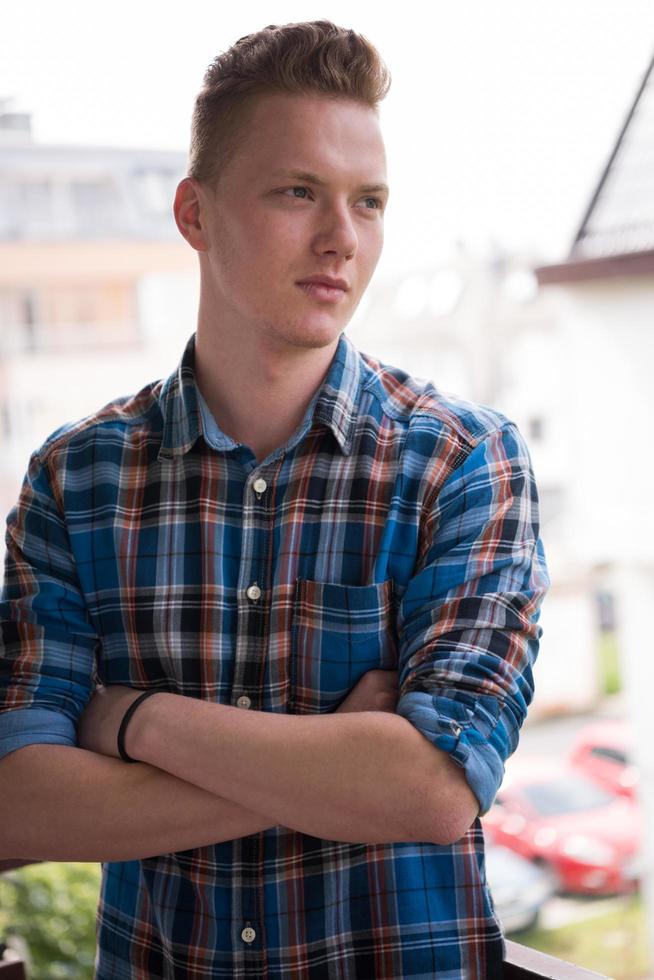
[589,746,628,766]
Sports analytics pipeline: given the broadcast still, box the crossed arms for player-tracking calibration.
[0,669,478,861]
[0,422,548,862]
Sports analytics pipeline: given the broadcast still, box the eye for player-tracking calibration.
[360,196,384,211]
[283,186,311,199]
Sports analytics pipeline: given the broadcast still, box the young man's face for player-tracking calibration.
[191,91,388,354]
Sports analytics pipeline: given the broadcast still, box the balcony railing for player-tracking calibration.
[0,962,27,979]
[502,940,608,978]
[0,860,610,979]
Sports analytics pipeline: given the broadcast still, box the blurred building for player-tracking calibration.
[531,52,654,628]
[0,102,198,522]
[500,51,654,714]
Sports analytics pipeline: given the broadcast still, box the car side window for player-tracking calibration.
[589,746,627,765]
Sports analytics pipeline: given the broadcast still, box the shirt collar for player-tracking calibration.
[157,331,363,461]
[312,331,362,455]
[157,333,202,460]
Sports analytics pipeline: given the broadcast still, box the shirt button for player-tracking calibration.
[253,477,267,495]
[236,695,252,709]
[450,722,462,737]
[246,584,262,602]
[241,925,256,944]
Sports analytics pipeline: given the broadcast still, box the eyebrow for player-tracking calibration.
[271,169,389,197]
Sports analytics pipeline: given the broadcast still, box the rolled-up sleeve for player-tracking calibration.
[395,422,549,815]
[0,706,77,760]
[0,449,98,760]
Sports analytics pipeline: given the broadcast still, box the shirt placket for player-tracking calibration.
[230,463,275,974]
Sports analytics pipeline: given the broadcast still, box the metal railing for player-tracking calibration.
[503,939,608,978]
[0,962,26,979]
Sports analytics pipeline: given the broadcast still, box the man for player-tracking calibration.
[0,20,548,979]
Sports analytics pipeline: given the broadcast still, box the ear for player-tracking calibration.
[173,177,211,252]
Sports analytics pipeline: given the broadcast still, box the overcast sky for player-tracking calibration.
[1,1,653,273]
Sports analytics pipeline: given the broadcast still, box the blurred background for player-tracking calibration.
[1,1,653,977]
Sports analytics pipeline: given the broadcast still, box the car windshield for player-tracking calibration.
[520,775,615,816]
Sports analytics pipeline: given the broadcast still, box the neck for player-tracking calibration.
[194,318,340,464]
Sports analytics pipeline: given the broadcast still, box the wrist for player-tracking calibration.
[123,691,167,762]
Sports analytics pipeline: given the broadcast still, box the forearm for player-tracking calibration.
[0,744,278,862]
[130,696,477,844]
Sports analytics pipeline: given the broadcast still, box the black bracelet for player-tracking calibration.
[117,690,159,763]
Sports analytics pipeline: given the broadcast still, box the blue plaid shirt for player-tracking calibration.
[0,332,548,978]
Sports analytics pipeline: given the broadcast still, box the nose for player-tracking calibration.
[312,202,358,260]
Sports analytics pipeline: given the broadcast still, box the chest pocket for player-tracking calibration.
[290,579,398,714]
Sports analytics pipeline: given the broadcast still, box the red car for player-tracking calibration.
[568,720,637,800]
[482,757,641,895]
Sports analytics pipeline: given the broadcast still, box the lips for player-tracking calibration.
[297,281,347,303]
[297,276,349,291]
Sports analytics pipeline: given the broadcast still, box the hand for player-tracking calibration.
[335,669,399,714]
[77,685,149,759]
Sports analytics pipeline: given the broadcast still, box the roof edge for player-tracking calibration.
[534,249,654,285]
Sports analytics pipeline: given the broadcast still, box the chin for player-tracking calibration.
[297,329,344,350]
[269,318,346,351]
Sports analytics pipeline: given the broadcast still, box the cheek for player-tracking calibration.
[243,221,306,277]
[269,217,310,255]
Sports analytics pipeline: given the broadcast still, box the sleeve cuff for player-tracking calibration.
[0,707,77,761]
[396,691,507,815]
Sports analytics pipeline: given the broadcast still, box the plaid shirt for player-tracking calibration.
[0,332,548,979]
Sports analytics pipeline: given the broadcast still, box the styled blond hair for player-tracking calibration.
[188,20,391,188]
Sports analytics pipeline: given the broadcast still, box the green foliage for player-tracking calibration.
[0,862,101,979]
[598,630,622,695]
